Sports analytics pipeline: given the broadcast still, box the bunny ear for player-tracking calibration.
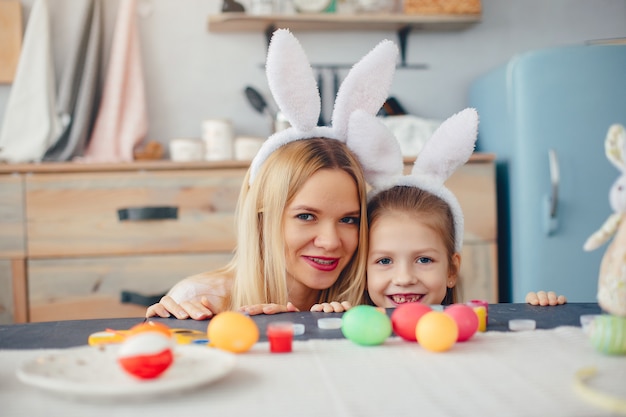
[345,110,404,188]
[605,124,626,172]
[412,108,478,184]
[331,40,398,139]
[266,29,320,131]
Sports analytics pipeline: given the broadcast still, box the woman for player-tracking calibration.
[147,29,404,319]
[147,138,369,319]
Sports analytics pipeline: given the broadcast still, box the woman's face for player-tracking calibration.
[283,168,361,297]
[367,211,457,308]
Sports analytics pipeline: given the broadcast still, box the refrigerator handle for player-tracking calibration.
[543,149,560,235]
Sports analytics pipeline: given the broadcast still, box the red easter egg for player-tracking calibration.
[118,332,174,379]
[390,303,432,342]
[444,303,479,342]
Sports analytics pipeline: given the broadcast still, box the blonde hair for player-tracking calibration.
[228,138,368,309]
[367,186,460,304]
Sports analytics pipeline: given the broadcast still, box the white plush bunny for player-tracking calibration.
[369,107,479,252]
[249,29,404,189]
[583,124,626,316]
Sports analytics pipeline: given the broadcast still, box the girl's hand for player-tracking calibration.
[239,302,299,316]
[146,295,216,320]
[310,301,352,313]
[525,291,567,306]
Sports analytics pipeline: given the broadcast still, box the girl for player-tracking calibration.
[365,108,566,307]
[146,29,404,319]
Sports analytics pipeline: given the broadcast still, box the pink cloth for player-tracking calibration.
[82,0,147,162]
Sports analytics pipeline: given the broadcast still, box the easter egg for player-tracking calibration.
[207,311,259,353]
[589,315,626,355]
[118,331,174,379]
[416,311,458,352]
[341,305,392,346]
[129,321,172,338]
[444,304,479,342]
[390,303,432,342]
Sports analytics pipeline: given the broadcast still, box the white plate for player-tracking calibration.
[16,344,236,401]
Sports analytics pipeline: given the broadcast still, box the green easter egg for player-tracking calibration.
[589,315,626,355]
[341,305,392,346]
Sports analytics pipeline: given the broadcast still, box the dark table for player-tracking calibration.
[0,303,602,349]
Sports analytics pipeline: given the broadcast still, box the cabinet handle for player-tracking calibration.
[120,290,166,306]
[117,206,178,221]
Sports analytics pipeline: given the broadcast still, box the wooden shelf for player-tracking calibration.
[208,12,481,32]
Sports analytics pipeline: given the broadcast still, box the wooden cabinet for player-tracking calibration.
[0,154,497,323]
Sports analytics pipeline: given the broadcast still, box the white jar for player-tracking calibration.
[202,119,234,160]
[169,138,205,162]
[234,136,264,161]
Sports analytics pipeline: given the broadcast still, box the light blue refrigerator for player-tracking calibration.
[469,44,626,302]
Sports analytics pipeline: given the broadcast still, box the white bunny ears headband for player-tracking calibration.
[248,29,403,188]
[369,108,479,252]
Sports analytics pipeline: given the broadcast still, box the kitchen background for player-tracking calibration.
[1,0,626,320]
[1,0,625,145]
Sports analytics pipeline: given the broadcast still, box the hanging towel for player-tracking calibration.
[81,0,148,162]
[44,0,102,162]
[0,0,61,163]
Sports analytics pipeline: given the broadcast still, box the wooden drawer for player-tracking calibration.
[458,242,498,302]
[0,174,25,258]
[28,252,234,322]
[25,169,245,258]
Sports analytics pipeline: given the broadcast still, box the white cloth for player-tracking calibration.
[0,0,61,163]
[1,327,625,417]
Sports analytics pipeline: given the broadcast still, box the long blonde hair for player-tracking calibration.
[367,186,460,304]
[228,138,368,309]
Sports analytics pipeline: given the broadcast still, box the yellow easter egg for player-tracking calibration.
[207,311,259,353]
[416,311,458,353]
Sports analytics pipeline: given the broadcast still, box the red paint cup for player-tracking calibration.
[267,322,294,353]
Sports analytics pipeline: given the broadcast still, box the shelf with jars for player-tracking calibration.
[207,11,481,33]
[208,0,482,67]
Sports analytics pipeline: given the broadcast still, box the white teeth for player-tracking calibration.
[311,258,334,265]
[390,294,422,303]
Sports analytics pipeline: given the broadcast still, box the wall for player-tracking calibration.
[1,0,625,148]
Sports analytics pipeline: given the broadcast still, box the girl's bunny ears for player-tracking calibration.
[370,108,479,252]
[248,29,403,188]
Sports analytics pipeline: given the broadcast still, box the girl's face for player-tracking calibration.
[283,169,361,298]
[367,211,458,308]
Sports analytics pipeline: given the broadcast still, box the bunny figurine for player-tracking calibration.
[583,123,626,317]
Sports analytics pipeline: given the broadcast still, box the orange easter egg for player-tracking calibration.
[207,311,259,353]
[416,311,458,352]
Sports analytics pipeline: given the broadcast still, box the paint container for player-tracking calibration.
[267,322,294,353]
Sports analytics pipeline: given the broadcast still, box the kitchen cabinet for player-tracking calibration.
[0,154,496,323]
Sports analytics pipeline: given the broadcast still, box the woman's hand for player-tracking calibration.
[525,291,567,306]
[146,295,216,320]
[239,302,300,316]
[310,301,352,313]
